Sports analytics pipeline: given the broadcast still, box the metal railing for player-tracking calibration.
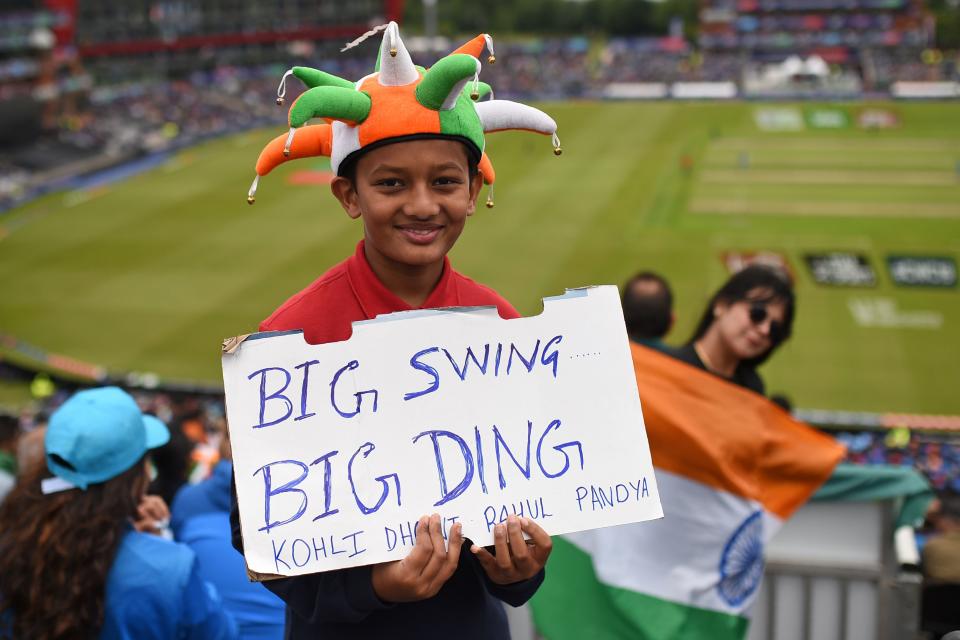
[747,499,922,640]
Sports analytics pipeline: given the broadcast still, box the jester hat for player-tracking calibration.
[248,22,560,207]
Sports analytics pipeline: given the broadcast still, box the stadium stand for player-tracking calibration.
[2,0,957,210]
[698,0,945,93]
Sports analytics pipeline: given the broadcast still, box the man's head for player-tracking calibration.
[622,272,674,342]
[331,138,483,269]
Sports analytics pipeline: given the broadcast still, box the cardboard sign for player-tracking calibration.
[223,286,662,577]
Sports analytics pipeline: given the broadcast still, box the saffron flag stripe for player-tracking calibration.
[634,345,846,519]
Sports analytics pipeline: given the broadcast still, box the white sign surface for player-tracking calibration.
[223,285,662,577]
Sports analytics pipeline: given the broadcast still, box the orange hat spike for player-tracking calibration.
[451,34,495,64]
[478,152,495,186]
[255,124,333,177]
[452,35,486,59]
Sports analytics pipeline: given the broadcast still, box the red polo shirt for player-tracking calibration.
[260,240,521,343]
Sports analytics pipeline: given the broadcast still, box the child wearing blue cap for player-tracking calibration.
[0,386,238,639]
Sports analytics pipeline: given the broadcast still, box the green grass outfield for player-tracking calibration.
[1,101,958,413]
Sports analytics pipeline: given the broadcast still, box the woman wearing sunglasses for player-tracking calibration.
[673,265,795,396]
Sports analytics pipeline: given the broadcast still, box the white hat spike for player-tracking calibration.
[475,100,556,134]
[475,100,560,154]
[378,21,418,87]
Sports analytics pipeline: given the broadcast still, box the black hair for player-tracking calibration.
[622,271,673,341]
[770,394,793,412]
[337,134,480,187]
[146,418,193,505]
[688,265,795,367]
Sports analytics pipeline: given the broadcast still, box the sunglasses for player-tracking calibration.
[748,302,784,342]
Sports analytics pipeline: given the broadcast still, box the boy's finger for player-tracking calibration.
[520,517,553,561]
[430,523,463,590]
[419,514,448,579]
[493,523,513,571]
[404,516,433,573]
[506,516,532,567]
[470,543,498,576]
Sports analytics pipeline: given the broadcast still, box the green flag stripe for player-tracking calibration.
[531,537,749,640]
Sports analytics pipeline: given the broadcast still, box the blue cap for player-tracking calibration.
[45,387,170,490]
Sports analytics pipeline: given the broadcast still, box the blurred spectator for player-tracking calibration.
[171,427,286,640]
[0,386,237,639]
[149,415,201,506]
[923,489,960,583]
[622,271,674,350]
[670,265,795,396]
[15,424,46,477]
[920,490,960,637]
[0,414,18,503]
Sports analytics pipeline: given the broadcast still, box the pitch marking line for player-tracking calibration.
[701,169,957,187]
[711,137,960,152]
[689,199,960,218]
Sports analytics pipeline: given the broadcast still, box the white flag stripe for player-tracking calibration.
[565,470,784,616]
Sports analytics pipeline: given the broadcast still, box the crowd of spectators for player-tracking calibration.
[0,35,788,209]
[1,35,957,211]
[838,429,960,492]
[8,385,228,497]
[868,47,960,85]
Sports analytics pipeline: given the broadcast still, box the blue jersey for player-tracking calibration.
[101,529,238,639]
[173,461,286,640]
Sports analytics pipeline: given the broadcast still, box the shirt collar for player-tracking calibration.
[346,240,458,318]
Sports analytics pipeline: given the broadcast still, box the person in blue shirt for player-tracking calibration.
[0,386,237,640]
[172,434,285,640]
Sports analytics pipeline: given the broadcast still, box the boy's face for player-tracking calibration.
[331,139,483,270]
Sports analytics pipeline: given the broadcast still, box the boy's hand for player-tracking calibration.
[471,515,552,585]
[371,513,463,603]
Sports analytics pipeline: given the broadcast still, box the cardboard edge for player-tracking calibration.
[224,286,619,351]
[246,567,286,583]
[222,334,252,354]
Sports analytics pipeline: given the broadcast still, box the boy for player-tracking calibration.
[231,22,561,639]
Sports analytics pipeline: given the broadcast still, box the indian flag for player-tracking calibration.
[531,344,845,639]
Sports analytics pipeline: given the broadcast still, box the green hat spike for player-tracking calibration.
[288,86,372,129]
[417,54,482,111]
[292,67,355,90]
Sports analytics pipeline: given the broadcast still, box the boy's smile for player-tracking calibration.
[331,138,483,302]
